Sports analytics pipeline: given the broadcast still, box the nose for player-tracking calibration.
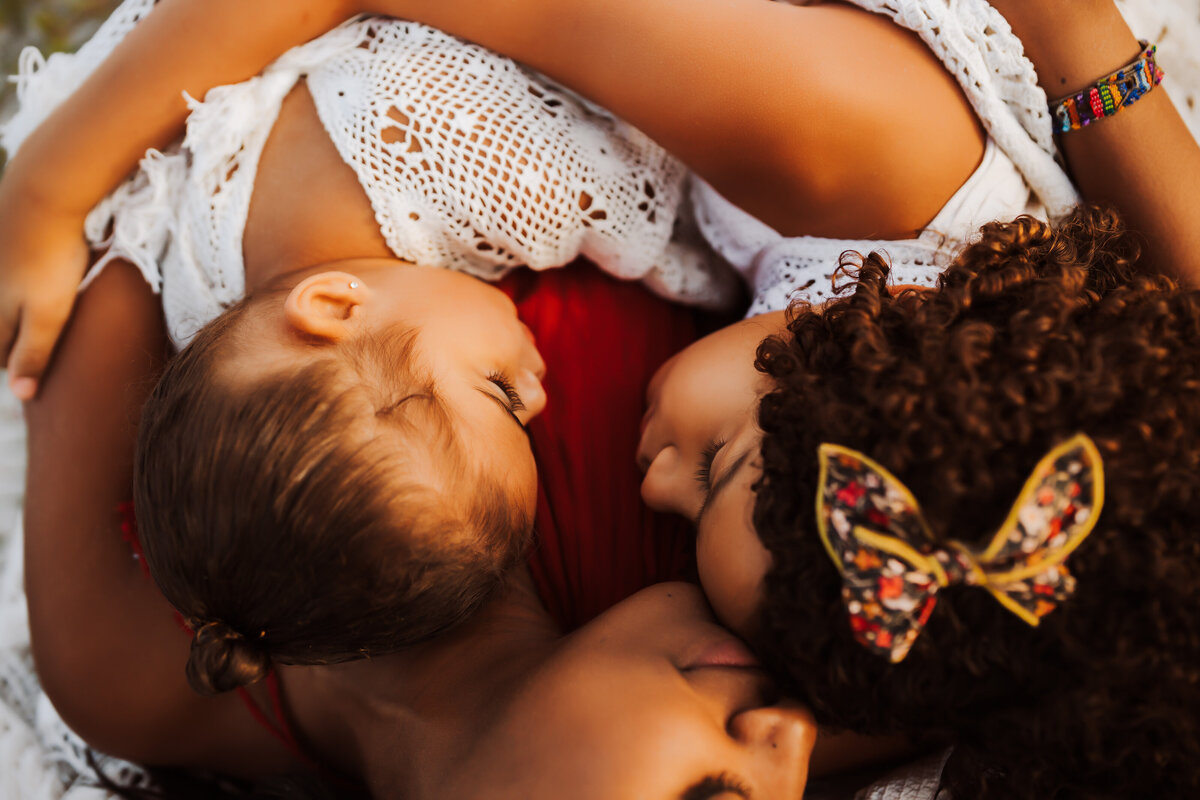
[520,369,549,420]
[730,700,817,793]
[730,699,816,749]
[526,339,547,381]
[639,447,688,514]
[519,320,536,346]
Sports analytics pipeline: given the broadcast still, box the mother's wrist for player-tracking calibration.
[0,156,90,227]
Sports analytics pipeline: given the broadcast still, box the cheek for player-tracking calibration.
[696,496,772,637]
[510,445,539,516]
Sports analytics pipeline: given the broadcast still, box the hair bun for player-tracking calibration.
[186,620,270,695]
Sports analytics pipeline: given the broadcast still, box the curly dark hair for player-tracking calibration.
[750,206,1200,798]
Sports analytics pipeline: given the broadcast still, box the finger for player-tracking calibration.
[0,321,14,377]
[8,376,37,402]
[7,299,75,400]
[0,307,21,399]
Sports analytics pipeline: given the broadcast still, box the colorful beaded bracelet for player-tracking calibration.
[1049,40,1164,134]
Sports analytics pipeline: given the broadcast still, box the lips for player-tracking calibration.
[682,635,761,671]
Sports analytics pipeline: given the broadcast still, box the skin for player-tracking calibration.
[15,72,820,787]
[232,261,548,518]
[20,0,1187,786]
[27,263,822,798]
[988,0,1200,285]
[285,577,817,800]
[638,313,786,634]
[0,0,364,395]
[2,0,986,396]
[22,261,295,773]
[635,1,1200,642]
[19,78,557,772]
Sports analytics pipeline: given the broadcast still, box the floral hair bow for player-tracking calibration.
[815,434,1104,663]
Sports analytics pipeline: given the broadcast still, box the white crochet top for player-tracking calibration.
[2,1,736,347]
[704,0,1081,316]
[697,138,1045,315]
[0,0,1083,339]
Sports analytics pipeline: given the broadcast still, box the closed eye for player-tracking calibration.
[488,371,527,412]
[681,772,752,800]
[695,438,725,493]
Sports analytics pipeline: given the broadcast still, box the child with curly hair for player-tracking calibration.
[754,207,1200,797]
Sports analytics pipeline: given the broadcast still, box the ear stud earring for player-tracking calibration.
[349,281,360,289]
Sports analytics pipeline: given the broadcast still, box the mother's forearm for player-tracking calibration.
[21,262,241,767]
[5,0,358,218]
[993,0,1200,284]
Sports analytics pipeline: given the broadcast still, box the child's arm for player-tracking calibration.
[989,0,1200,285]
[0,0,357,400]
[355,0,986,238]
[22,259,301,772]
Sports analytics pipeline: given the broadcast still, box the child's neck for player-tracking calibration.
[279,566,559,794]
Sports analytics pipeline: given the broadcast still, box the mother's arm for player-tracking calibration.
[361,0,984,241]
[7,0,978,395]
[991,0,1200,284]
[2,0,357,397]
[22,260,297,774]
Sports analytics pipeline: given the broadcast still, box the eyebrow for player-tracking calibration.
[695,448,752,528]
[474,387,530,438]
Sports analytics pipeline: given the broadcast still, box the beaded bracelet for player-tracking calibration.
[1049,40,1164,134]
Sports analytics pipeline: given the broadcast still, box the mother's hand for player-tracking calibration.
[0,174,89,400]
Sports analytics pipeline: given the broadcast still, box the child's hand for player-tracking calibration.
[0,182,90,401]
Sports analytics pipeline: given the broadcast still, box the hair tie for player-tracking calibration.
[195,620,242,640]
[815,434,1104,663]
[187,620,270,695]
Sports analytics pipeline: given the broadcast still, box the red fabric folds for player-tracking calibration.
[499,261,698,630]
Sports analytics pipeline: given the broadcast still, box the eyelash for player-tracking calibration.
[687,772,751,800]
[694,438,725,492]
[488,372,526,412]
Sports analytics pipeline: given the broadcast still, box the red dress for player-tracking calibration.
[500,261,698,628]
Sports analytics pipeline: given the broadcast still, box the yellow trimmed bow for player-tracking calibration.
[815,434,1104,663]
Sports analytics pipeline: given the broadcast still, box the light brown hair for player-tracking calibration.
[134,297,532,694]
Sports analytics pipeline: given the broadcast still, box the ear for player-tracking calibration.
[283,272,367,343]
